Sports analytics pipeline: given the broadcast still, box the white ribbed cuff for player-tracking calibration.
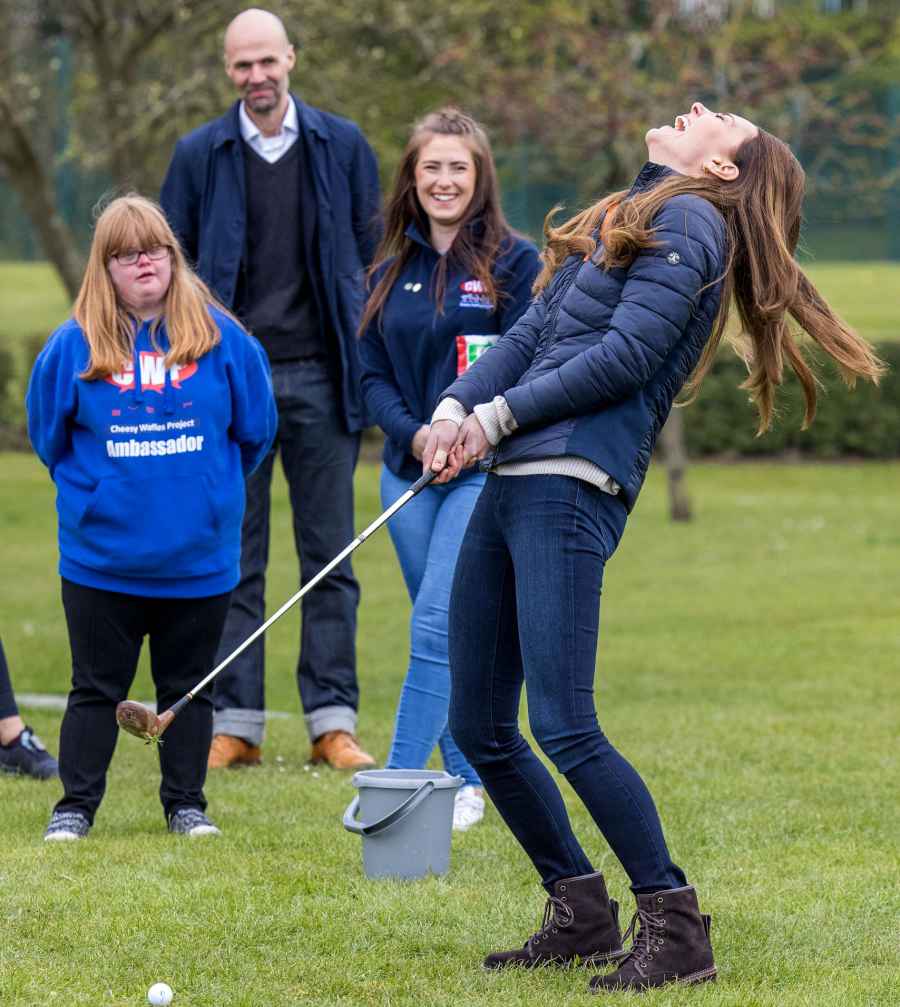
[473,396,519,447]
[431,397,468,426]
[473,402,501,445]
[494,396,519,437]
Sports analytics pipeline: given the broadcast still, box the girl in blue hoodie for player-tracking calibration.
[27,195,277,841]
[359,108,539,831]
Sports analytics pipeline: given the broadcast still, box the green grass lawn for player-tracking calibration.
[1,454,898,1006]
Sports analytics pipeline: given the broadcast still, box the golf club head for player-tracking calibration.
[116,700,167,742]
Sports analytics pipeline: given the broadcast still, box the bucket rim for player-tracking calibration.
[350,769,464,790]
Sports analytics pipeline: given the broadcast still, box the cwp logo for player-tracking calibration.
[106,352,199,393]
[458,277,492,310]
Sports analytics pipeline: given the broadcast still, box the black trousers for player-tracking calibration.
[0,637,18,720]
[56,579,230,824]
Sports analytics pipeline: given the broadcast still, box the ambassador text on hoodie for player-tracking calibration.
[26,307,277,598]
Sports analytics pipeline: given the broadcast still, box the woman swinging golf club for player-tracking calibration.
[27,195,277,841]
[423,103,884,992]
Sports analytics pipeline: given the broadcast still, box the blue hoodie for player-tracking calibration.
[359,225,540,482]
[27,307,277,597]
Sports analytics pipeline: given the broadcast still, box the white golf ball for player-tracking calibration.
[147,982,173,1006]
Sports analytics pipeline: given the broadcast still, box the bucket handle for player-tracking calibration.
[342,780,436,837]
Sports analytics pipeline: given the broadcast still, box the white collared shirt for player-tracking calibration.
[239,99,299,163]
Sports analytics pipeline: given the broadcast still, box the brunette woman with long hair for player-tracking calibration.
[423,103,884,991]
[359,108,539,830]
[27,195,276,841]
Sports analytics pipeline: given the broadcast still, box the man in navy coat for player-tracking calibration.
[161,8,381,770]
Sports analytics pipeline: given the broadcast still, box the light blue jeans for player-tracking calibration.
[381,466,484,788]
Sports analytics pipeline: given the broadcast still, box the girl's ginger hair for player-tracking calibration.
[535,131,885,432]
[359,107,513,335]
[75,194,225,379]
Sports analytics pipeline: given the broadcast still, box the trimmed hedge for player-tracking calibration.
[0,334,46,450]
[0,338,896,458]
[684,341,899,458]
[0,345,20,450]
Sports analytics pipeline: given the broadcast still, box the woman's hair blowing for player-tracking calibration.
[359,107,512,336]
[75,194,224,380]
[535,130,885,432]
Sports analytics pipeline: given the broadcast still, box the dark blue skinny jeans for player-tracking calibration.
[448,474,687,893]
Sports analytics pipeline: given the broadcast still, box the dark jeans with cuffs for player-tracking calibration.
[448,474,687,894]
[56,579,230,824]
[213,359,361,746]
[0,638,18,719]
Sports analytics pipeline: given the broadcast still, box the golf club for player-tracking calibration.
[116,468,439,743]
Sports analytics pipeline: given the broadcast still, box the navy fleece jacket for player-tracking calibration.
[359,225,540,482]
[26,308,277,597]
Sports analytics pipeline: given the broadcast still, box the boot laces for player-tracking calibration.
[525,896,574,952]
[620,906,666,970]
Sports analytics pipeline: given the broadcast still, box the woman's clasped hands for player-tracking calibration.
[422,415,491,483]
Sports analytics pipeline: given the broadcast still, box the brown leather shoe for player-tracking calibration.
[308,730,375,770]
[208,734,262,769]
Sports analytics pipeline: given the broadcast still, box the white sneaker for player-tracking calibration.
[453,785,485,832]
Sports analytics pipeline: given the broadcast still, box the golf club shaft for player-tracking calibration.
[181,469,439,702]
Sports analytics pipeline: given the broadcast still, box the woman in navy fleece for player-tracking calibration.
[359,108,539,831]
[424,104,884,990]
[27,195,277,841]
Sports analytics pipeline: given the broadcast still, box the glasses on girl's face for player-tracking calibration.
[110,246,170,266]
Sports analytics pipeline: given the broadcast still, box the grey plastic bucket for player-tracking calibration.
[342,769,463,880]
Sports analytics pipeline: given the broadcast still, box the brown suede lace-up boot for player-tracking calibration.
[589,884,716,992]
[484,872,624,970]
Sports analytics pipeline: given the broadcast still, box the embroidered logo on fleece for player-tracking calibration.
[458,278,493,310]
[456,334,498,375]
[105,352,199,392]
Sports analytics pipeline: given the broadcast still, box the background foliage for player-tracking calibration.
[0,0,898,291]
[0,4,896,460]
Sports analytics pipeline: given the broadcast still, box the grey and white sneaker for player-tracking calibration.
[168,807,221,837]
[44,810,91,842]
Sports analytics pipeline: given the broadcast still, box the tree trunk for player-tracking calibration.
[0,98,83,300]
[12,171,84,301]
[658,409,692,523]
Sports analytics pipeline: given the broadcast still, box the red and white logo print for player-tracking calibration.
[106,352,199,393]
[458,277,492,310]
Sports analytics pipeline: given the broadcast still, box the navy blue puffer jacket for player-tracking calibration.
[439,163,728,511]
